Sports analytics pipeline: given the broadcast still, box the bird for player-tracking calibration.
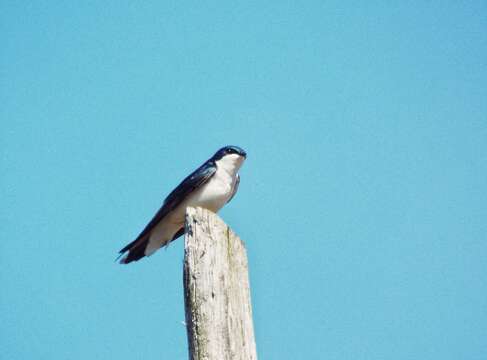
[118,145,247,264]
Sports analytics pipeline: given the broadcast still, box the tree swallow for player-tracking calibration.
[118,145,247,264]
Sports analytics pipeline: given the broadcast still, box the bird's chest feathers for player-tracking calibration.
[191,167,235,211]
[203,168,234,199]
[185,154,243,213]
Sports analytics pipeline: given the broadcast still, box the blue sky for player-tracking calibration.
[1,2,486,359]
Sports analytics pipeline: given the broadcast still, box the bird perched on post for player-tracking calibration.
[118,145,247,264]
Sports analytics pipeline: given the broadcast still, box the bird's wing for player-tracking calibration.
[118,161,217,254]
[227,173,240,203]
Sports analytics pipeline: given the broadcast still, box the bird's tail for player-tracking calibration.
[117,227,185,264]
[117,235,150,264]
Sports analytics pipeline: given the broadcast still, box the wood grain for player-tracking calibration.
[184,207,257,360]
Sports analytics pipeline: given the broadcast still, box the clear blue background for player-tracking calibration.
[2,2,486,359]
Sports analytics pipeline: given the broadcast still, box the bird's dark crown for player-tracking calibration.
[212,145,247,161]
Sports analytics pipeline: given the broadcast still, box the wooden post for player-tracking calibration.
[183,207,257,360]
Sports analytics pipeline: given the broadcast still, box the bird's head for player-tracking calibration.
[212,145,247,174]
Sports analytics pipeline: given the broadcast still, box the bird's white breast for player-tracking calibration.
[191,168,234,210]
[166,153,244,222]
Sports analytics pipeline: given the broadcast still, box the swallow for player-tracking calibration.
[118,145,247,264]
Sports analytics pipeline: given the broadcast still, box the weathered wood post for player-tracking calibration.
[183,207,257,360]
